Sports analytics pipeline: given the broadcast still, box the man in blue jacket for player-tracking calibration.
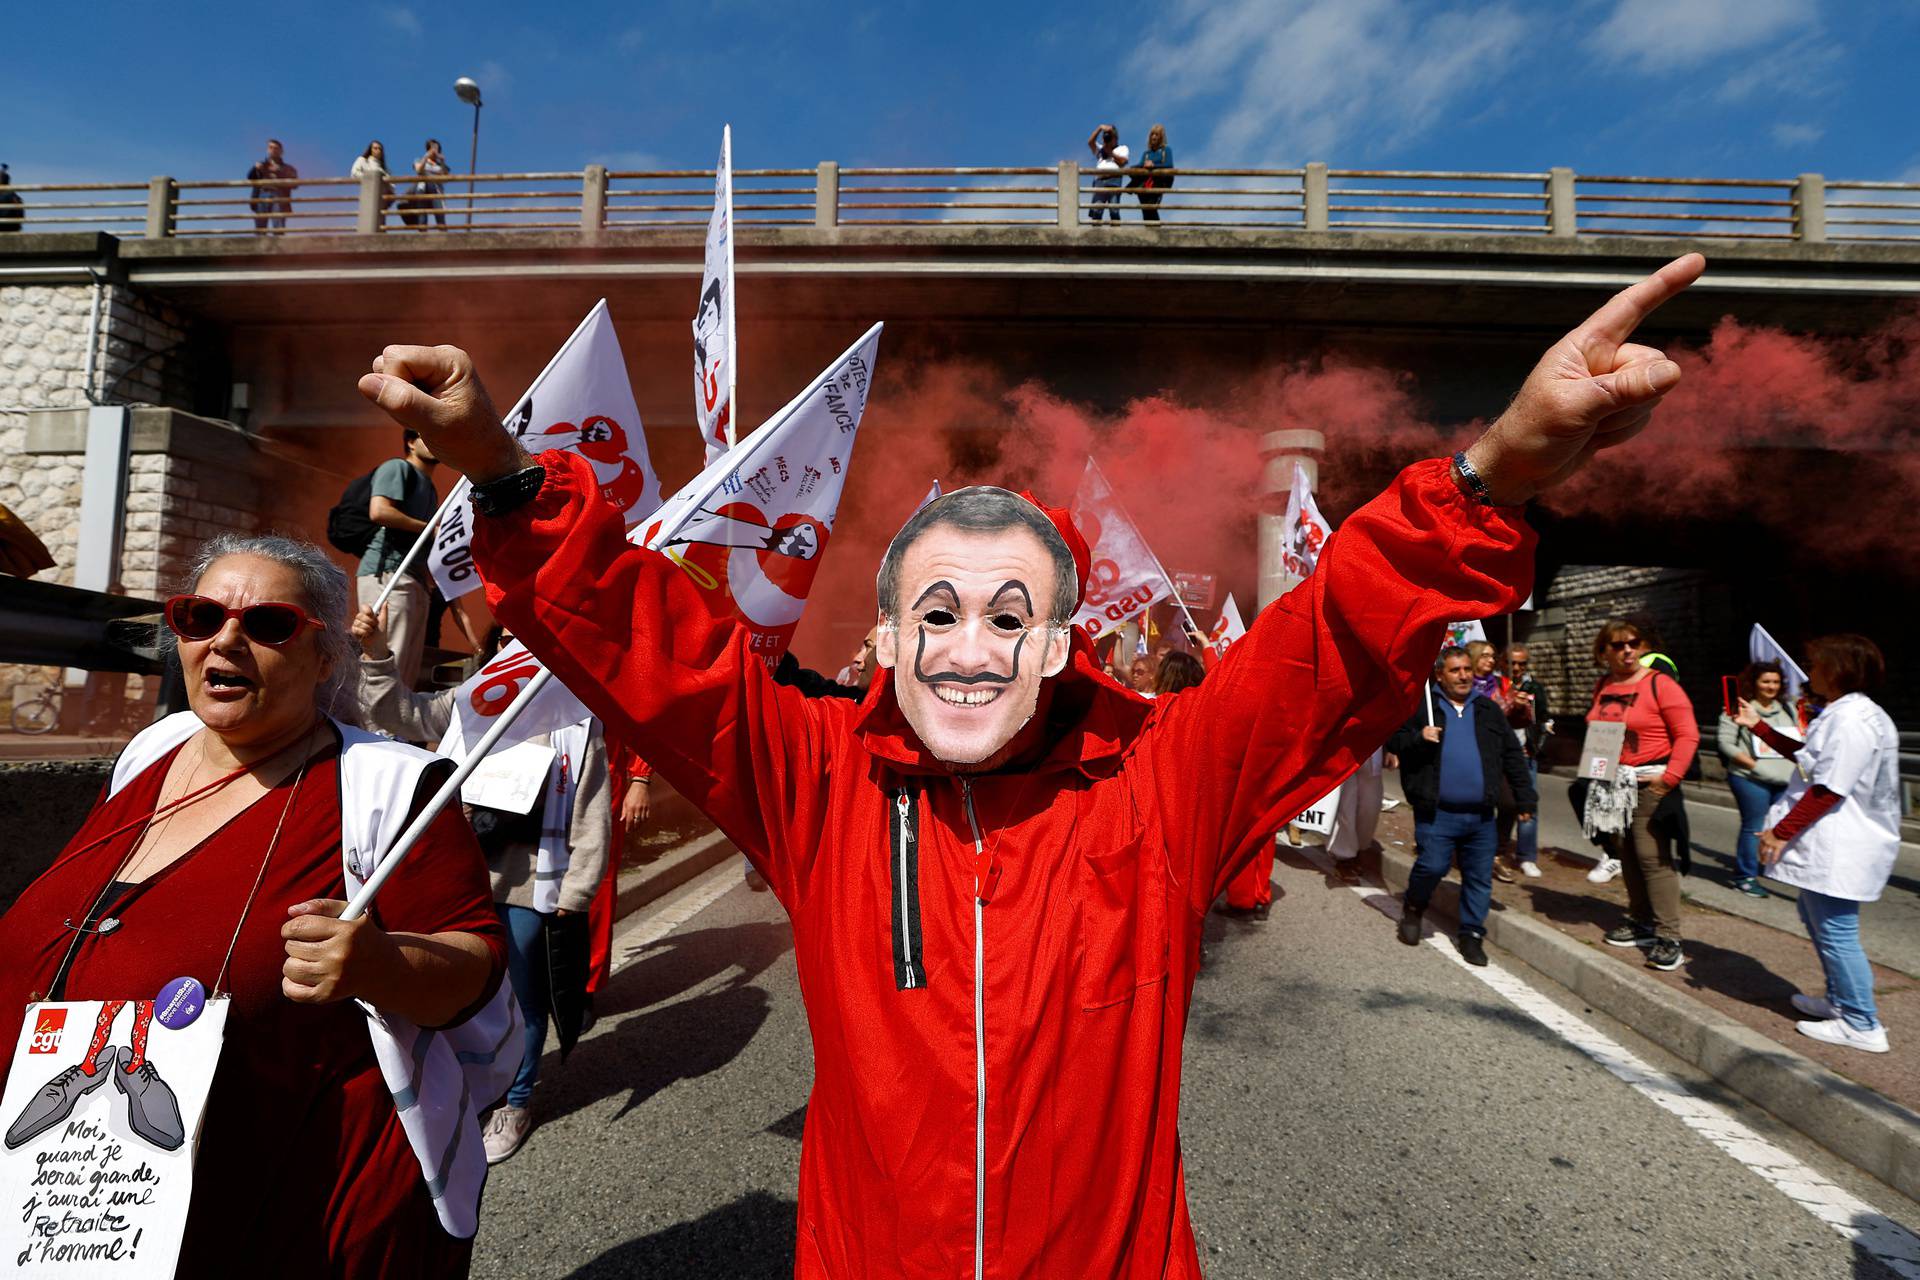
[1389,645,1537,965]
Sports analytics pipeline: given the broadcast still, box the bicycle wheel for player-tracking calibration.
[11,693,59,735]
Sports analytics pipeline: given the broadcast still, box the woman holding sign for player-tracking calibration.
[1582,618,1699,973]
[0,534,506,1277]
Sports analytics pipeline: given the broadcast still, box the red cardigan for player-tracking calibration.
[474,450,1532,1278]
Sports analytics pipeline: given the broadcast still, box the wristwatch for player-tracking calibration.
[1450,450,1496,506]
[471,463,545,517]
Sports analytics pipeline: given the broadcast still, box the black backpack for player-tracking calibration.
[326,463,417,558]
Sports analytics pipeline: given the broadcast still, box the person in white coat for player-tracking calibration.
[1738,633,1900,1054]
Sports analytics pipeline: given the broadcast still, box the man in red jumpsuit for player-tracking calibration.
[358,255,1702,1278]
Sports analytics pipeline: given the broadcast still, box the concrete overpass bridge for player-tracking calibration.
[3,161,1917,717]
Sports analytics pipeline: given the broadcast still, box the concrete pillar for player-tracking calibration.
[581,165,608,242]
[357,169,384,234]
[1256,429,1325,609]
[815,161,839,229]
[1795,173,1826,243]
[1547,167,1576,237]
[143,177,175,239]
[1303,163,1329,232]
[1059,162,1080,230]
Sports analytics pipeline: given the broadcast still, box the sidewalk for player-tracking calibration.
[1358,801,1920,1200]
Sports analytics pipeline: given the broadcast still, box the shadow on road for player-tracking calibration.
[533,921,796,1126]
[564,1190,799,1279]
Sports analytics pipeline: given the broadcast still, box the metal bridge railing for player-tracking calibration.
[1,164,1914,246]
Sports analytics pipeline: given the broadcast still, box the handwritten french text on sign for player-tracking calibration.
[1291,784,1342,836]
[1069,460,1173,642]
[1579,719,1627,783]
[431,300,661,602]
[459,740,557,815]
[0,1000,228,1277]
[1171,572,1216,611]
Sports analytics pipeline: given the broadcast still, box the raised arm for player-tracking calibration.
[355,346,838,900]
[1143,253,1705,904]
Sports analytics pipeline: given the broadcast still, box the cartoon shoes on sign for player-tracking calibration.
[4,1060,114,1149]
[3,1048,186,1151]
[113,1045,185,1150]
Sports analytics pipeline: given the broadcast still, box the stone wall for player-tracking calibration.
[0,281,201,724]
[1518,564,1738,764]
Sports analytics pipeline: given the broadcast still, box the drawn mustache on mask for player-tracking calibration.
[915,630,1027,687]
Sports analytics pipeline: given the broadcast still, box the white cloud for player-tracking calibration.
[1770,122,1823,147]
[474,60,512,96]
[1126,0,1530,164]
[1591,0,1817,73]
[617,26,646,52]
[376,5,422,37]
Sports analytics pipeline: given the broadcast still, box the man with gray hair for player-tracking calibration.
[356,254,1704,1276]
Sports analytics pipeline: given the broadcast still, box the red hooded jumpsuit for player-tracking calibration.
[473,451,1532,1278]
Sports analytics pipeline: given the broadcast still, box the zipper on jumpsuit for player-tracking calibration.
[960,778,987,1280]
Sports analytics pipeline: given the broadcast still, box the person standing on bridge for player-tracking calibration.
[354,254,1705,1278]
[1087,123,1126,224]
[247,138,298,234]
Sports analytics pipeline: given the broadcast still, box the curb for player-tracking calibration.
[612,827,738,920]
[1375,843,1920,1203]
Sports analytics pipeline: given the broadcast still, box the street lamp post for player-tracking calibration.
[455,76,482,229]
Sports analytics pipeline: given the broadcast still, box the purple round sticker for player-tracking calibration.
[155,976,206,1030]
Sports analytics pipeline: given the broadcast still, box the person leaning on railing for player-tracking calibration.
[1739,634,1900,1055]
[1135,124,1174,223]
[0,164,22,233]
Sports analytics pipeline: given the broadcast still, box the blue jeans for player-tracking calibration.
[1407,807,1498,936]
[1798,889,1878,1031]
[499,903,551,1108]
[1726,773,1788,881]
[1496,756,1540,860]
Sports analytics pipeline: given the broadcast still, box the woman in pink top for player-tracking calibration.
[1583,617,1699,971]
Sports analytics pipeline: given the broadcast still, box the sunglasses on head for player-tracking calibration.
[164,594,326,648]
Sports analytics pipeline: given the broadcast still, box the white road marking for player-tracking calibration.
[1306,849,1920,1277]
[607,856,745,977]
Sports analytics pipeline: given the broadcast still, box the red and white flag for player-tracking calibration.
[441,323,884,751]
[643,321,883,668]
[693,125,737,464]
[429,300,660,601]
[1279,461,1329,580]
[1750,622,1808,701]
[1206,592,1247,659]
[1070,459,1172,641]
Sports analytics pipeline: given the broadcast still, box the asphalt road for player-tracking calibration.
[471,850,1920,1279]
[1527,773,1920,978]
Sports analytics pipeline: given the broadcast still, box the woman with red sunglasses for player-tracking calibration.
[0,534,510,1277]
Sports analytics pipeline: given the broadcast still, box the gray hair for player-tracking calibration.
[876,486,1079,626]
[1434,644,1471,674]
[164,533,360,722]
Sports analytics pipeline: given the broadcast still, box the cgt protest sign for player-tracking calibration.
[1069,460,1172,641]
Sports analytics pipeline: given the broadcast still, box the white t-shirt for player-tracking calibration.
[1763,692,1903,901]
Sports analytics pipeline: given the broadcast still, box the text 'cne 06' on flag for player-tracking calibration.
[429,299,661,602]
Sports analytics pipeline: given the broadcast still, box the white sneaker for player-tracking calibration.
[1586,857,1622,884]
[1519,861,1543,879]
[482,1104,535,1164]
[1796,1018,1890,1054]
[1791,993,1839,1021]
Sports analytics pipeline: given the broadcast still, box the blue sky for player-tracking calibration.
[5,0,1916,186]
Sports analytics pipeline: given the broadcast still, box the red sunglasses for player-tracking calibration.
[164,594,326,648]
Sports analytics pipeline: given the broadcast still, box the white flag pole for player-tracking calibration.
[369,483,461,614]
[1425,680,1436,729]
[722,124,738,450]
[342,665,554,920]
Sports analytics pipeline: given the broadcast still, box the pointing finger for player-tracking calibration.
[1576,253,1706,361]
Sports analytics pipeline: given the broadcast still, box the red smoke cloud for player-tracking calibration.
[787,313,1920,666]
